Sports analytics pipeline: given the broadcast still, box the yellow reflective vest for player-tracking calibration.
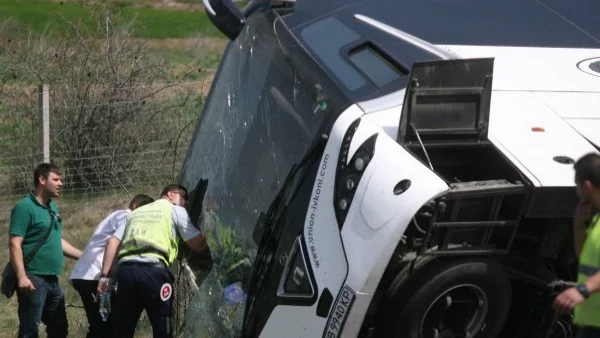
[575,213,600,328]
[118,199,179,266]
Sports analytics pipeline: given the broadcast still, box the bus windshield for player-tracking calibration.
[178,8,348,337]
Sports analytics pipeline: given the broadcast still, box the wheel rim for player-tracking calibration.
[419,284,489,338]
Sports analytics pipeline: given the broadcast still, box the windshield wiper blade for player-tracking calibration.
[246,134,328,315]
[252,134,328,245]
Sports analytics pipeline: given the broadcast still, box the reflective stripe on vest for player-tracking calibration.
[117,199,179,266]
[574,213,600,328]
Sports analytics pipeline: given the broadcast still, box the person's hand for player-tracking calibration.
[96,277,112,300]
[17,276,35,292]
[552,287,585,313]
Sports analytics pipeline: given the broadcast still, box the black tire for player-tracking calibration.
[379,258,511,338]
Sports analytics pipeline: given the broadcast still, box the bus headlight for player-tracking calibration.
[334,118,378,228]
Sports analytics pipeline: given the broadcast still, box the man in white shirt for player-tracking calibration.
[69,194,154,338]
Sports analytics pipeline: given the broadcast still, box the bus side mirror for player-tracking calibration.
[203,0,246,40]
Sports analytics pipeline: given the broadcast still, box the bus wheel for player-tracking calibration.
[381,258,511,338]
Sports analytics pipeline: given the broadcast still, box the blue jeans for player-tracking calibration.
[16,275,68,338]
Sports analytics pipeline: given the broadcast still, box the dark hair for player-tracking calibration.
[34,163,61,187]
[160,184,188,199]
[574,152,600,188]
[128,194,154,210]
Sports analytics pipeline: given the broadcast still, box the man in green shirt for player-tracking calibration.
[8,163,83,338]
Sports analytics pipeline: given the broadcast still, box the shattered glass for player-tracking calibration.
[177,10,346,337]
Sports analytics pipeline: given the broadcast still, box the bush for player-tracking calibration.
[0,4,206,194]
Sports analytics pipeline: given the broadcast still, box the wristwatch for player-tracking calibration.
[576,284,590,299]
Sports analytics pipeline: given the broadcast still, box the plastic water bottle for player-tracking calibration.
[99,291,111,321]
[98,278,111,322]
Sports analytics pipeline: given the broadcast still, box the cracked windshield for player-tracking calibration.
[178,12,337,337]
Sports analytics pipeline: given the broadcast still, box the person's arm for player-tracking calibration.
[9,235,35,292]
[553,224,600,313]
[552,270,600,313]
[100,236,121,277]
[185,234,208,253]
[8,204,35,292]
[97,235,121,297]
[97,219,127,296]
[62,238,83,259]
[173,206,208,253]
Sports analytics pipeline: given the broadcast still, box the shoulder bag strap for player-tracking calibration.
[23,210,55,263]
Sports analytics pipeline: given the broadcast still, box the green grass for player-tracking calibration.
[159,47,222,69]
[0,0,223,38]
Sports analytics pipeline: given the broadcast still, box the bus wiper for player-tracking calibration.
[252,134,328,245]
[245,134,328,334]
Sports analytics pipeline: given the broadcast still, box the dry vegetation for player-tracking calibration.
[0,0,226,336]
[0,2,223,197]
[50,0,206,11]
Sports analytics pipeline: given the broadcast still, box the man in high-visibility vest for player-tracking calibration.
[100,184,207,338]
[553,152,600,338]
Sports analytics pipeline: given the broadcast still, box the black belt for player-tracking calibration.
[119,261,166,269]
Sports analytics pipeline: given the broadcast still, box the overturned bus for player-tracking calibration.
[177,0,600,337]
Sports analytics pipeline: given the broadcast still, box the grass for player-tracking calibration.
[159,47,223,70]
[0,0,223,39]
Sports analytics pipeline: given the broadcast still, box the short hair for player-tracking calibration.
[574,152,600,188]
[128,194,154,210]
[34,163,61,187]
[160,184,188,198]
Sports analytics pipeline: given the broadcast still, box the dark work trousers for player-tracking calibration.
[71,279,114,338]
[112,262,175,338]
[579,326,600,338]
[16,275,68,338]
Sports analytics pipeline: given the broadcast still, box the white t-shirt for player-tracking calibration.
[69,209,131,282]
[115,203,201,264]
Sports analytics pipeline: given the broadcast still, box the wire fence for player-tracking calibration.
[0,80,212,221]
[0,11,221,334]
[0,78,214,335]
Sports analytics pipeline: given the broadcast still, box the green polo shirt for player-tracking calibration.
[9,192,64,276]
